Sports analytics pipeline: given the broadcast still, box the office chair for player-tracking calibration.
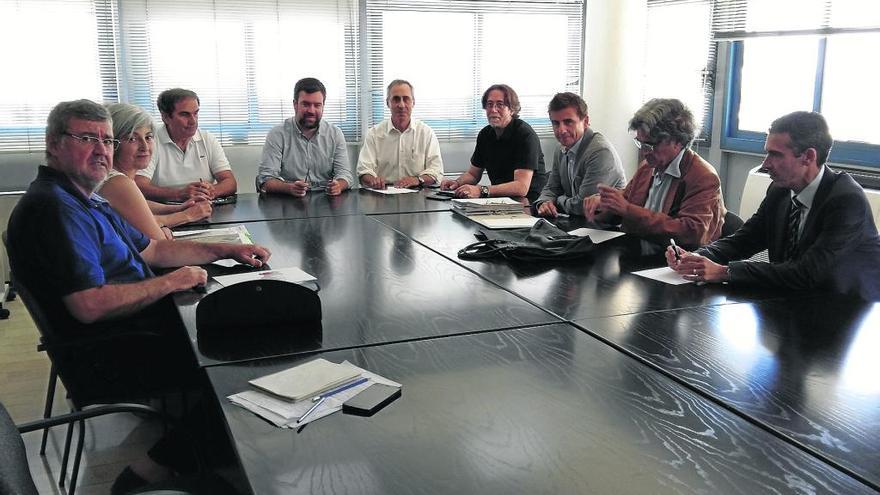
[722,210,745,238]
[1,400,192,495]
[2,232,194,495]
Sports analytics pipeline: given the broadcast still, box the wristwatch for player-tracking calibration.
[480,185,490,198]
[417,175,425,187]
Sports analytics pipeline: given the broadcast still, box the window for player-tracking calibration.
[0,0,112,152]
[365,0,584,140]
[119,0,360,144]
[644,0,715,142]
[720,0,880,167]
[0,0,360,152]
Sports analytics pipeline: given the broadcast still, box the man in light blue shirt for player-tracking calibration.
[257,77,353,196]
[535,92,625,217]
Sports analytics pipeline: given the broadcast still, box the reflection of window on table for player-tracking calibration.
[364,0,585,141]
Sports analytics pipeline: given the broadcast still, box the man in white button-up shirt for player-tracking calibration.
[135,88,238,202]
[357,80,444,189]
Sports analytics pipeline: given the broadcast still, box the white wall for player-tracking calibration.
[582,0,646,178]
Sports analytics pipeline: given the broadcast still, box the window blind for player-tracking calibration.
[364,0,584,141]
[713,0,880,39]
[118,0,361,144]
[0,0,115,152]
[0,0,360,153]
[644,0,716,142]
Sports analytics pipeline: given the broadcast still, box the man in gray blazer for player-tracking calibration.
[666,111,880,300]
[534,92,626,218]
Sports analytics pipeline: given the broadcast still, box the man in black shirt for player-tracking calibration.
[441,84,546,202]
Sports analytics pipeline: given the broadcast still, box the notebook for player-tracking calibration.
[249,358,361,402]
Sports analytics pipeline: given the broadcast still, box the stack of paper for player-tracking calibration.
[451,197,524,216]
[173,224,253,244]
[212,266,317,288]
[451,197,537,229]
[249,358,359,401]
[228,360,402,427]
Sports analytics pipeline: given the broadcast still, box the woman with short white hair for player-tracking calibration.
[100,103,211,239]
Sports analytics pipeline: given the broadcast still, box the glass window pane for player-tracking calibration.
[745,0,825,32]
[831,0,880,28]
[0,0,102,150]
[644,1,712,133]
[737,37,818,133]
[482,13,568,122]
[381,11,475,125]
[822,33,880,145]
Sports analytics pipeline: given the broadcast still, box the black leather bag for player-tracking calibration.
[458,219,596,262]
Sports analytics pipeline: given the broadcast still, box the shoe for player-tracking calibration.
[111,466,149,495]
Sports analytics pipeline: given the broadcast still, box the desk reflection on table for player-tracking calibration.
[574,296,880,490]
[201,189,453,225]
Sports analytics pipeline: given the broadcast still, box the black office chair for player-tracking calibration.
[1,400,193,495]
[2,231,195,495]
[721,210,744,238]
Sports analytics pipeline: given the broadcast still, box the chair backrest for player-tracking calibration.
[0,402,40,495]
[721,210,744,238]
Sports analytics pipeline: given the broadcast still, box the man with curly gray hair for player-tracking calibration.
[584,98,725,250]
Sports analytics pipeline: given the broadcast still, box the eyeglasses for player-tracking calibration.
[64,132,120,150]
[633,138,659,153]
[121,134,155,145]
[485,101,508,110]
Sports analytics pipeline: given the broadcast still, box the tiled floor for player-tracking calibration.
[1,297,162,495]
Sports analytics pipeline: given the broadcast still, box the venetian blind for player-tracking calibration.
[644,0,716,142]
[712,0,880,40]
[364,0,584,141]
[118,0,361,144]
[0,0,117,152]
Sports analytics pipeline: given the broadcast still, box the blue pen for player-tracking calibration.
[312,376,369,402]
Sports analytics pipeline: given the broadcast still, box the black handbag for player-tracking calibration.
[458,219,596,262]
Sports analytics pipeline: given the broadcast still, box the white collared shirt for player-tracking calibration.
[792,165,826,236]
[136,124,231,187]
[644,147,686,213]
[356,118,444,183]
[562,134,585,195]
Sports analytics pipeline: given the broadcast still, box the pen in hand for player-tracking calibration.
[670,238,681,262]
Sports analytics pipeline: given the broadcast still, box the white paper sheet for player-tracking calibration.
[631,266,693,285]
[364,186,418,195]
[567,228,626,244]
[212,266,316,288]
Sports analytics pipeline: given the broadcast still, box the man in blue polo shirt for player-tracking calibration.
[6,99,271,490]
[9,99,270,332]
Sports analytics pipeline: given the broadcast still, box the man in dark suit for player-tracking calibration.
[665,111,880,300]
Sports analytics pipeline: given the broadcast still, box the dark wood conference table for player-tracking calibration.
[573,296,880,490]
[374,211,787,320]
[174,215,558,367]
[170,192,880,493]
[206,323,872,495]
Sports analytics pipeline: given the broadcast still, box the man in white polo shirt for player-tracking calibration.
[135,88,238,202]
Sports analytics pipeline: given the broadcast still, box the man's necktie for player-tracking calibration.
[785,197,803,261]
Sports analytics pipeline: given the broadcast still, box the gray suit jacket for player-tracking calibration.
[697,167,880,300]
[535,129,626,215]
